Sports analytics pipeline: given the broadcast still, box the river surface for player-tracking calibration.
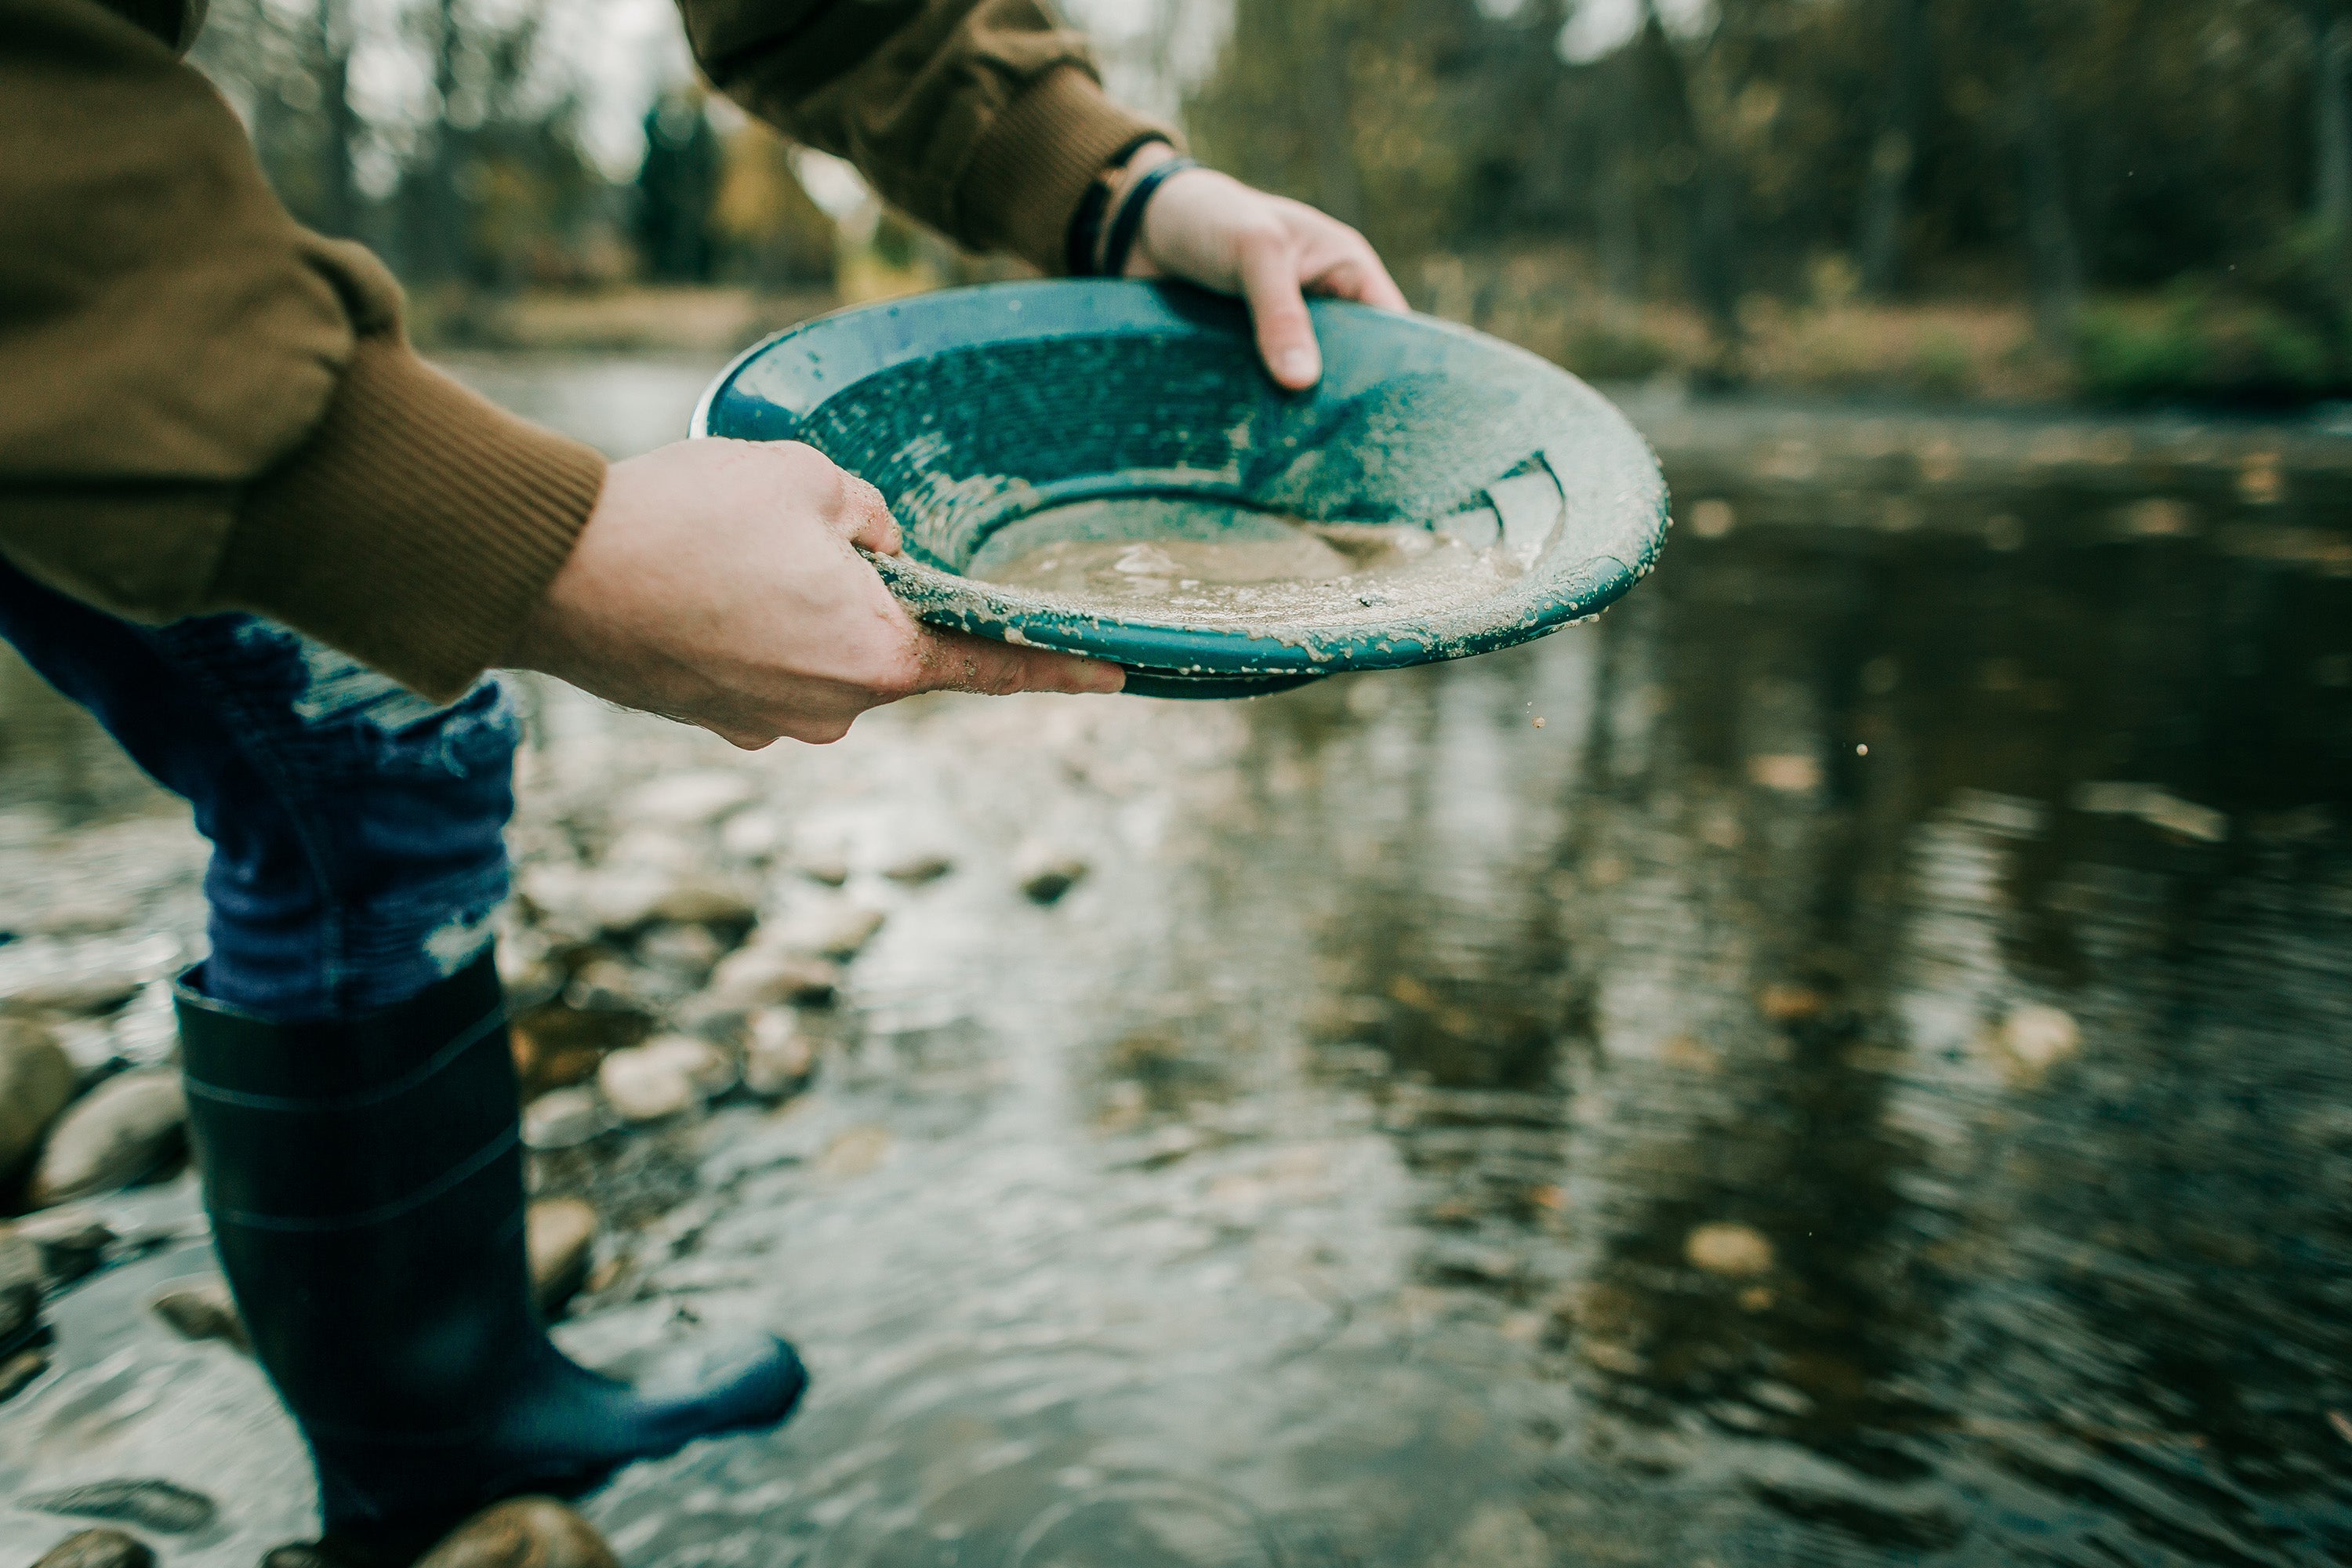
[2,357,2350,1567]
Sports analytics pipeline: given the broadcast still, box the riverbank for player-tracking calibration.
[414,276,2352,414]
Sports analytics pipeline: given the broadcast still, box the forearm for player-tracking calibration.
[0,0,604,700]
[681,0,1172,272]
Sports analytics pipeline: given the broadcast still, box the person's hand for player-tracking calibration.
[503,438,1123,748]
[1110,143,1409,391]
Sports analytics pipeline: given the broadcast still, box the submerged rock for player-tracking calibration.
[151,1277,249,1352]
[526,1197,598,1319]
[521,1087,608,1152]
[881,850,954,884]
[742,1011,815,1098]
[0,1019,76,1178]
[619,771,757,828]
[16,1207,116,1288]
[412,1497,619,1568]
[30,1528,154,1568]
[790,852,851,888]
[1014,845,1090,905]
[2,1225,45,1345]
[775,904,886,962]
[1686,1222,1776,1278]
[708,945,841,1008]
[27,1072,186,1208]
[1997,1002,2082,1080]
[0,1346,51,1402]
[24,1479,217,1534]
[596,1037,729,1123]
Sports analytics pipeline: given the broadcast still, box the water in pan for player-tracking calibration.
[966,497,1523,625]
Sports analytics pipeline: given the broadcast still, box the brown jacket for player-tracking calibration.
[0,0,1160,698]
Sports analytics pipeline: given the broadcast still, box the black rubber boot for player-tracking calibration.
[175,953,807,1560]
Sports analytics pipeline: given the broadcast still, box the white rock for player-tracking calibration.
[719,811,782,860]
[618,771,757,828]
[597,1046,698,1123]
[742,1011,815,1098]
[1685,1222,1775,1277]
[1998,1002,2082,1077]
[708,946,841,1007]
[28,1072,186,1208]
[775,903,887,961]
[641,1034,736,1097]
[635,922,723,978]
[526,1197,599,1317]
[521,1087,608,1150]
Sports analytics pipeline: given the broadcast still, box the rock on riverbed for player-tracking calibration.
[0,1019,76,1179]
[30,1528,154,1568]
[27,1072,186,1209]
[416,1497,620,1568]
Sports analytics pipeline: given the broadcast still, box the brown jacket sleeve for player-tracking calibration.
[681,0,1172,274]
[0,0,604,700]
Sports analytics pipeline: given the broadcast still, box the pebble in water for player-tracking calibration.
[30,1528,155,1568]
[15,1207,115,1288]
[742,1010,815,1098]
[1013,844,1089,906]
[2,1225,45,1347]
[412,1497,621,1568]
[151,1278,249,1352]
[27,1072,186,1209]
[618,771,757,829]
[708,944,842,1008]
[777,903,887,962]
[1998,1002,2082,1080]
[1686,1223,1776,1277]
[0,1018,76,1178]
[0,1347,50,1402]
[24,1479,218,1534]
[526,1197,599,1319]
[597,1036,730,1123]
[880,850,954,884]
[521,1087,608,1151]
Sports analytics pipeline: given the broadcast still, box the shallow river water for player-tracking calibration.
[2,358,2350,1568]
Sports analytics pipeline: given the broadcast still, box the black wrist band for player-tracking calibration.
[1100,155,1200,279]
[1065,132,1176,277]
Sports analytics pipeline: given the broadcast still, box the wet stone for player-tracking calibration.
[0,1018,76,1178]
[634,921,724,979]
[29,1527,155,1568]
[880,850,954,884]
[742,1010,815,1098]
[24,1479,217,1534]
[412,1497,620,1568]
[151,1277,249,1352]
[15,1207,115,1288]
[1,1224,45,1344]
[597,1039,721,1123]
[1014,844,1090,905]
[526,1197,599,1319]
[619,771,757,828]
[522,1087,609,1152]
[1686,1222,1776,1277]
[778,903,887,962]
[708,944,841,1008]
[1998,1002,2082,1079]
[790,852,851,887]
[27,1072,186,1209]
[0,1345,49,1404]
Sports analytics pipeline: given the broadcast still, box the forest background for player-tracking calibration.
[189,0,2352,405]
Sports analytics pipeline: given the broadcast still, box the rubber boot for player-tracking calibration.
[174,952,807,1561]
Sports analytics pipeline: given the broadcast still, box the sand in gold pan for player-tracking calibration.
[977,518,1513,623]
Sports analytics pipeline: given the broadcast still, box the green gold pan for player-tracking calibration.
[693,280,1670,699]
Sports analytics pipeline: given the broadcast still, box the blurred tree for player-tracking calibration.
[710,124,839,290]
[637,89,723,284]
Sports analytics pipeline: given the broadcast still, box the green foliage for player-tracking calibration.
[2077,285,2351,404]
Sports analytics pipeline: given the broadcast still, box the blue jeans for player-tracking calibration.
[0,559,519,1022]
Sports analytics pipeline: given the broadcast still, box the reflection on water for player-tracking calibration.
[2,363,2348,1567]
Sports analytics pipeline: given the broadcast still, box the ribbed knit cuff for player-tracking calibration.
[959,66,1178,276]
[212,336,607,703]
